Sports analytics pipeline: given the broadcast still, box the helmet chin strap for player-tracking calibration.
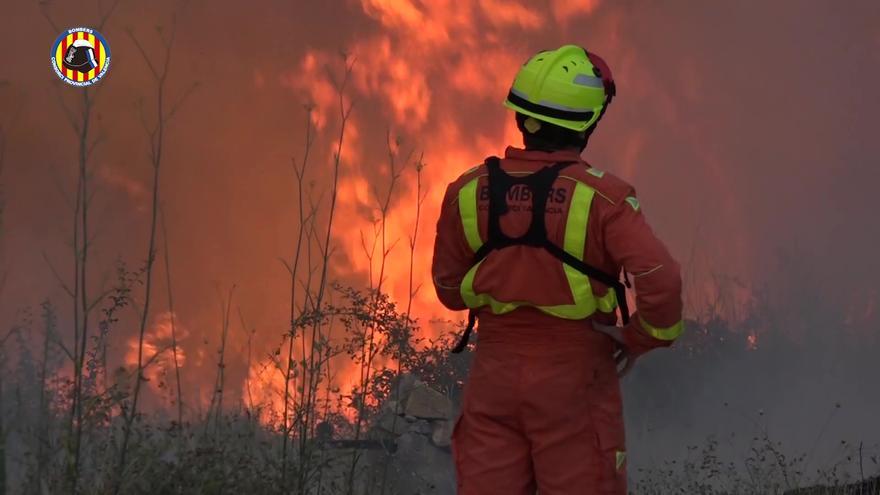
[517,113,586,151]
[523,117,542,134]
[518,114,598,153]
[513,46,617,152]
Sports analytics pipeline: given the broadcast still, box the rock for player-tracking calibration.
[396,431,430,456]
[376,411,410,436]
[403,384,453,420]
[392,373,421,399]
[431,419,455,448]
[361,374,459,495]
[384,398,401,414]
[389,431,456,495]
[410,419,433,436]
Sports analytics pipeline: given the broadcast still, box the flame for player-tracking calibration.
[123,312,188,394]
[250,0,764,423]
[746,333,758,350]
[245,357,287,425]
[549,0,601,23]
[281,51,339,131]
[243,350,381,425]
[247,0,619,423]
[0,0,869,435]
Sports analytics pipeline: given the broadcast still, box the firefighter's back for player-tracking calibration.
[445,147,630,494]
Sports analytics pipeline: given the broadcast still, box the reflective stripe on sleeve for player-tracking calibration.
[639,316,684,341]
[596,289,618,314]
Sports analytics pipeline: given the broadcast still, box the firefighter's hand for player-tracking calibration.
[592,322,637,377]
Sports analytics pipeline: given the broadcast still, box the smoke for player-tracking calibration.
[1,0,879,476]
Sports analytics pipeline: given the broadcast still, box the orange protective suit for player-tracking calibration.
[432,146,683,494]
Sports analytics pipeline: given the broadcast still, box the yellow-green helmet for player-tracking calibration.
[504,45,616,132]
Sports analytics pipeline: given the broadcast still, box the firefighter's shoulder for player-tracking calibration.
[442,163,486,204]
[460,162,486,180]
[566,163,636,206]
[448,163,486,189]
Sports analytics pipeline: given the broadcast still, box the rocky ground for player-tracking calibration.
[314,373,879,495]
[783,477,880,494]
[366,374,457,495]
[313,373,458,494]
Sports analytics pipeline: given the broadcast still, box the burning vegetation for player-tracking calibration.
[0,0,879,494]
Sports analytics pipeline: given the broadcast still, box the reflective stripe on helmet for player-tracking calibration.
[639,316,684,341]
[507,89,594,122]
[573,73,604,88]
[503,45,611,132]
[459,178,617,319]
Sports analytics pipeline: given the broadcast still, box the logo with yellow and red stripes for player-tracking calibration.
[50,27,111,87]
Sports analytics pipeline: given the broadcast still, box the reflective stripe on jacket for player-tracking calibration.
[431,146,684,353]
[457,164,619,320]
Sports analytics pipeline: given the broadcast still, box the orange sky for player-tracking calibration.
[2,0,879,412]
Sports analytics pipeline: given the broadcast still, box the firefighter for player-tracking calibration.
[431,45,684,494]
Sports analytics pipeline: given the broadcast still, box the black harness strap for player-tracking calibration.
[452,156,630,354]
[451,311,477,354]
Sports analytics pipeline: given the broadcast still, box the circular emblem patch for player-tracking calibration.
[50,27,112,87]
